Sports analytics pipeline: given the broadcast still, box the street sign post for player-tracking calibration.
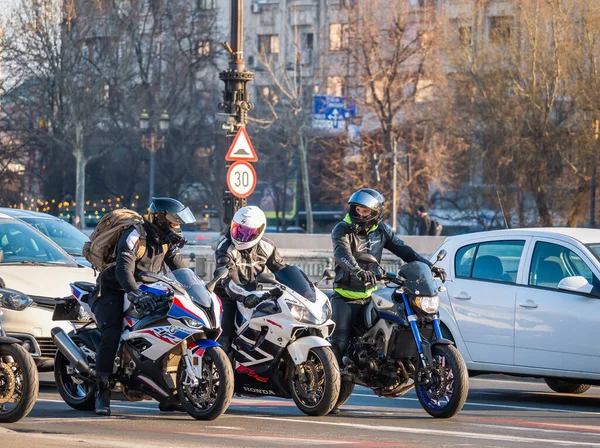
[312,95,357,131]
[227,161,257,198]
[226,126,258,162]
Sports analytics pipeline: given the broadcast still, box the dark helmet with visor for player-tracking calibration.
[148,197,196,248]
[348,188,385,231]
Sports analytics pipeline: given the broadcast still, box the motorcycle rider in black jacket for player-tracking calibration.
[214,206,287,353]
[330,189,446,374]
[92,197,195,416]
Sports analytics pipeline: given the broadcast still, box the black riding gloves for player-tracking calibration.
[356,269,377,286]
[431,266,447,283]
[128,290,160,315]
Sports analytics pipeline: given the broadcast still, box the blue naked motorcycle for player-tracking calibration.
[334,250,469,418]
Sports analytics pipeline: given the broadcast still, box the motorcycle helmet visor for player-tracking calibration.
[231,222,266,243]
[348,190,383,210]
[166,207,196,225]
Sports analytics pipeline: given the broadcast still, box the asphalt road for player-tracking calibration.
[1,376,599,447]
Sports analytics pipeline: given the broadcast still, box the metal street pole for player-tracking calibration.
[392,140,398,232]
[219,0,254,225]
[591,119,599,228]
[149,138,156,201]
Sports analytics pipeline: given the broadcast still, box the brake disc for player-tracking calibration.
[0,362,16,404]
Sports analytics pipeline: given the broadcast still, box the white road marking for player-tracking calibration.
[239,415,600,447]
[351,393,600,416]
[468,422,600,436]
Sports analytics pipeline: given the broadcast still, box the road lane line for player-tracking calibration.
[238,415,600,446]
[351,393,600,415]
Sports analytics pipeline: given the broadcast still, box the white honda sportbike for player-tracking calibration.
[224,265,340,416]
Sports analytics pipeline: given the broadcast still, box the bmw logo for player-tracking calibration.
[169,326,176,334]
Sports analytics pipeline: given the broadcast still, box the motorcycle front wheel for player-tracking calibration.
[177,346,233,420]
[289,346,340,416]
[415,344,469,418]
[0,343,39,423]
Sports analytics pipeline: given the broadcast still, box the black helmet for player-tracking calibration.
[148,197,196,247]
[348,188,385,231]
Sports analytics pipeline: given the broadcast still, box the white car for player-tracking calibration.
[0,213,96,371]
[433,228,600,394]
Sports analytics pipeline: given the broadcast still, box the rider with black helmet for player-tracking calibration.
[92,197,195,416]
[330,189,446,377]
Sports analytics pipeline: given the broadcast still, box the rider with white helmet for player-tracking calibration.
[213,206,287,351]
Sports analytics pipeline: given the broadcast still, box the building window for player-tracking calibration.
[327,76,345,97]
[197,0,215,10]
[489,16,512,43]
[198,40,211,57]
[329,23,349,51]
[258,34,280,54]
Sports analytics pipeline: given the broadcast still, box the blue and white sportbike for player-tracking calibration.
[335,251,469,418]
[51,268,233,420]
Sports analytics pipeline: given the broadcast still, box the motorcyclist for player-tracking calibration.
[330,188,446,367]
[92,197,195,416]
[214,206,286,353]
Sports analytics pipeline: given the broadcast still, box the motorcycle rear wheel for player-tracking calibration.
[54,338,96,411]
[0,343,39,423]
[289,346,340,416]
[177,346,233,420]
[415,344,468,418]
[333,377,355,410]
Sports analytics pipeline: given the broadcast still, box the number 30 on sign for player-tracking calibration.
[227,161,257,198]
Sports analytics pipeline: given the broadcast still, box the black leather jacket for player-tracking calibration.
[214,232,286,302]
[99,221,185,295]
[331,215,431,298]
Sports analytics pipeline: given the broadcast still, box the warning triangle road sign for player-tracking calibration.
[226,126,258,162]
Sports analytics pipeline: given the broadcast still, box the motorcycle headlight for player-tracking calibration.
[322,300,332,322]
[286,301,325,325]
[414,295,440,314]
[181,317,204,329]
[0,289,33,311]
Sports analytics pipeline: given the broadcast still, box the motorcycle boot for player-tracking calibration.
[95,376,111,416]
[158,396,185,412]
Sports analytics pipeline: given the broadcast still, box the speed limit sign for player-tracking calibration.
[227,161,257,198]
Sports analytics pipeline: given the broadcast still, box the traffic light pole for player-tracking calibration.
[219,0,254,225]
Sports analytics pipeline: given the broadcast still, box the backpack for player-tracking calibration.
[82,209,147,272]
[429,219,443,236]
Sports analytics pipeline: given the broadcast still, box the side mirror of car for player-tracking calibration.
[355,253,378,265]
[557,276,598,297]
[206,267,229,293]
[436,249,447,263]
[0,277,5,289]
[257,272,277,284]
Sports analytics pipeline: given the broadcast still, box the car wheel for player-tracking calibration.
[544,378,592,394]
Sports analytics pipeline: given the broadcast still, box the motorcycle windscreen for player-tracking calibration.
[170,268,212,307]
[274,265,317,303]
[398,261,438,296]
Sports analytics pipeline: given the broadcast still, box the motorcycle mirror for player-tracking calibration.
[355,253,378,264]
[436,249,447,263]
[207,267,229,293]
[257,272,277,284]
[322,269,335,281]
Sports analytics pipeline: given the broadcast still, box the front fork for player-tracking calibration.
[400,293,442,372]
[181,339,200,387]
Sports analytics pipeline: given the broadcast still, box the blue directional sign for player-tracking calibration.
[312,95,357,131]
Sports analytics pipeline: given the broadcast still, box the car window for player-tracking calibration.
[529,241,597,289]
[471,240,525,284]
[22,217,89,255]
[0,219,76,266]
[455,243,477,277]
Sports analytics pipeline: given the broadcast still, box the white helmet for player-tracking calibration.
[230,206,267,250]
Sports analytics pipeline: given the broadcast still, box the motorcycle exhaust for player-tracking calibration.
[51,327,96,377]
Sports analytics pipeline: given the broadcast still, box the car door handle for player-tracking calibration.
[519,300,538,309]
[453,292,471,300]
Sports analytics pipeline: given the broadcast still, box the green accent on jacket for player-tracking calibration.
[334,286,378,300]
